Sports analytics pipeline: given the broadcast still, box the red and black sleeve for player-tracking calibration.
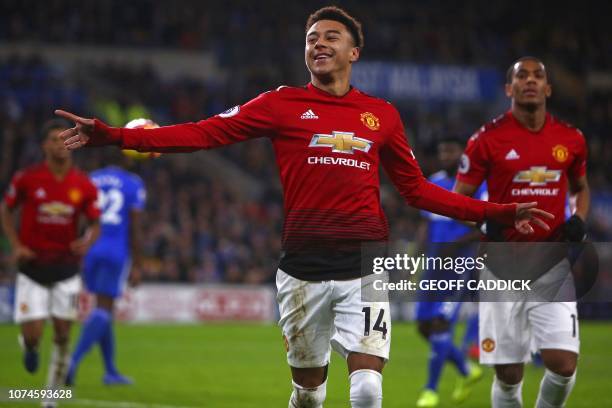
[380,110,515,225]
[89,91,278,153]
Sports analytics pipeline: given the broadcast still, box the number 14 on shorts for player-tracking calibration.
[362,307,388,339]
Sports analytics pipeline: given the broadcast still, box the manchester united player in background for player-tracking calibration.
[54,8,553,408]
[1,119,100,403]
[454,57,589,408]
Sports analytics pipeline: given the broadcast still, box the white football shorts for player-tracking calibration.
[276,269,391,368]
[479,259,580,364]
[14,273,81,323]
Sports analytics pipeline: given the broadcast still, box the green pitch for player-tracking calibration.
[0,322,610,407]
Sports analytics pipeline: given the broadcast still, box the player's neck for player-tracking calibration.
[46,158,72,179]
[511,104,547,132]
[310,74,351,97]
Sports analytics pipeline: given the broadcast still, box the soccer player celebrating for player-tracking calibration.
[415,137,486,407]
[0,119,100,400]
[65,119,151,386]
[55,8,553,408]
[454,57,589,408]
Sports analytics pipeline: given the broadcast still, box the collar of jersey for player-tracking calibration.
[507,110,551,134]
[307,82,357,99]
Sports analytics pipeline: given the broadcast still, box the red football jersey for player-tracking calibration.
[457,111,587,241]
[4,162,100,280]
[93,84,515,280]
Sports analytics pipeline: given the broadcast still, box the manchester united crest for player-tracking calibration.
[360,112,380,131]
[552,144,569,163]
[481,338,496,353]
[68,188,82,204]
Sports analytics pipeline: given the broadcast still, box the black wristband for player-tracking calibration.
[563,215,586,242]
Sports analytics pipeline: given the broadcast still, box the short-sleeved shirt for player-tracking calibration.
[4,162,100,283]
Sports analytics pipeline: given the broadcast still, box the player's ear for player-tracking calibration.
[350,47,360,63]
[545,83,552,98]
[504,83,513,98]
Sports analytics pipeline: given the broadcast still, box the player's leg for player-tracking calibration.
[480,301,531,408]
[446,307,483,405]
[414,303,480,406]
[14,273,51,373]
[493,364,525,408]
[68,255,132,385]
[97,293,132,384]
[48,274,80,389]
[415,316,453,407]
[347,352,384,408]
[330,279,390,408]
[530,302,579,408]
[48,317,72,386]
[277,269,333,408]
[462,310,480,359]
[96,256,131,384]
[289,366,328,408]
[67,293,116,384]
[19,320,45,373]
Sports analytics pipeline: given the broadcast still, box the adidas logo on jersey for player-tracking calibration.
[300,109,319,120]
[505,149,520,160]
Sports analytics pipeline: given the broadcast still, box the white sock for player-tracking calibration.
[349,369,382,408]
[288,379,327,408]
[492,376,523,408]
[535,369,576,408]
[46,342,70,389]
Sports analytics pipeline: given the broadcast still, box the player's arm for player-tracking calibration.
[70,179,102,255]
[452,181,480,229]
[70,219,100,256]
[54,92,277,152]
[563,133,590,242]
[380,113,553,234]
[564,175,590,242]
[0,202,35,262]
[453,181,479,197]
[569,175,590,221]
[1,174,36,261]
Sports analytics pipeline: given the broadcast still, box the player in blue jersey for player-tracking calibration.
[415,137,486,407]
[66,119,152,386]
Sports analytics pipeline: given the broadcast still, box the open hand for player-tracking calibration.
[514,202,555,234]
[54,110,95,150]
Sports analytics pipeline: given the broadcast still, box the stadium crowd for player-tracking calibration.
[1,0,611,284]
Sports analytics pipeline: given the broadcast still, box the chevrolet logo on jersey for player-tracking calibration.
[39,201,75,216]
[513,167,561,186]
[309,131,372,154]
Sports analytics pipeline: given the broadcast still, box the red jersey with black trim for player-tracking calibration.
[94,83,515,280]
[456,111,587,241]
[4,162,100,283]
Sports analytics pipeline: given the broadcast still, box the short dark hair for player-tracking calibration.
[506,56,547,84]
[306,6,364,48]
[40,118,70,142]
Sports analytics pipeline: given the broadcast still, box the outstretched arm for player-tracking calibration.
[381,113,553,234]
[55,92,277,153]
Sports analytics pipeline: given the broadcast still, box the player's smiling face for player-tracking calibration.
[305,20,360,80]
[505,59,551,109]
